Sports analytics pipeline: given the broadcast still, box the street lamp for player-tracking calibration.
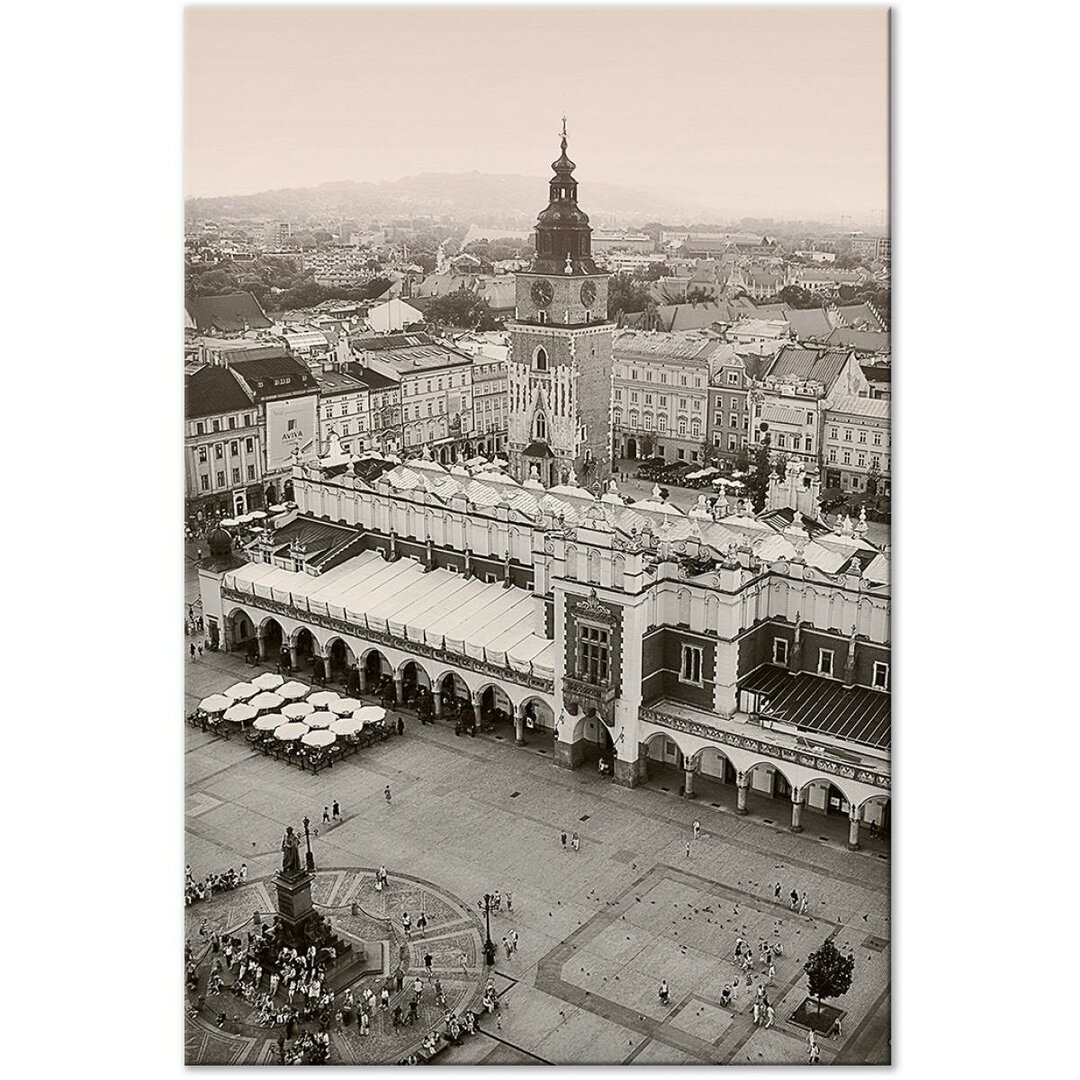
[482,893,497,967]
[302,816,316,872]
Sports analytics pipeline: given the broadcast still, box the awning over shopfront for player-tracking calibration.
[224,549,555,676]
[739,664,891,750]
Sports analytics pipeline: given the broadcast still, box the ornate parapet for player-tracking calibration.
[221,585,554,694]
[638,705,890,791]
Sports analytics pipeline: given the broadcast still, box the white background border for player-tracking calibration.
[4,1,1074,1075]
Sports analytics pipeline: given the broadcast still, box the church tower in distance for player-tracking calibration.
[507,122,614,488]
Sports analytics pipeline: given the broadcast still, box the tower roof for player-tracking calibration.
[529,120,600,276]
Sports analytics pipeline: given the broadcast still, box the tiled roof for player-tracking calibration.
[784,307,834,341]
[765,345,851,388]
[185,365,252,420]
[186,292,271,333]
[229,351,319,399]
[759,404,808,426]
[825,328,890,353]
[614,330,720,363]
[740,665,890,749]
[834,303,885,332]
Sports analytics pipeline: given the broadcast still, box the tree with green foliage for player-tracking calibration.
[746,440,773,512]
[732,445,751,474]
[607,273,649,319]
[426,289,499,331]
[776,284,826,310]
[803,940,855,1017]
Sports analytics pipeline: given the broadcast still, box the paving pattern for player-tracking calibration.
[185,646,890,1065]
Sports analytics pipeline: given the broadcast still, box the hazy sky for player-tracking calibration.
[185,4,889,221]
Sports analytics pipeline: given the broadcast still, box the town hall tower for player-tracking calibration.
[507,123,614,487]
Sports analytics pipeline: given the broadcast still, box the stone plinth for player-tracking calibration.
[273,870,316,928]
[555,739,586,770]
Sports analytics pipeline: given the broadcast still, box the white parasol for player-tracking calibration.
[252,672,284,691]
[220,518,239,527]
[223,681,259,701]
[248,691,284,712]
[334,698,364,714]
[306,710,334,729]
[277,681,310,701]
[248,510,268,520]
[253,712,288,731]
[330,717,364,736]
[224,702,257,724]
[274,722,309,741]
[282,701,315,720]
[198,694,232,714]
[308,690,343,710]
[353,706,386,723]
[301,729,337,748]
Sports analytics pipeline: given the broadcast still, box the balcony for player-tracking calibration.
[562,673,618,724]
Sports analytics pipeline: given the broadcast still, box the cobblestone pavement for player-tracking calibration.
[186,653,890,1064]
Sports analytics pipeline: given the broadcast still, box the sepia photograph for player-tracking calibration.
[183,4,890,1065]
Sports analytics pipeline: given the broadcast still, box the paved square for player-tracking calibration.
[185,650,890,1064]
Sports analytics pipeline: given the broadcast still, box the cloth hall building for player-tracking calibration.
[199,449,891,847]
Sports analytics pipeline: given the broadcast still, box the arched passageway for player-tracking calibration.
[260,617,284,665]
[571,710,616,771]
[327,638,355,683]
[478,685,513,732]
[399,661,431,708]
[293,628,317,671]
[227,609,257,655]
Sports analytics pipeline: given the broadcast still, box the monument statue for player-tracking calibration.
[281,826,302,875]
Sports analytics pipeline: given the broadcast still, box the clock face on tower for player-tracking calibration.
[531,279,554,309]
[580,281,597,308]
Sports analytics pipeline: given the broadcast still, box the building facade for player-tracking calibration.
[314,368,371,455]
[199,454,890,845]
[506,126,614,487]
[822,395,891,495]
[611,331,717,463]
[707,351,759,459]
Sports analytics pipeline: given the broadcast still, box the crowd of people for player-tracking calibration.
[185,863,246,906]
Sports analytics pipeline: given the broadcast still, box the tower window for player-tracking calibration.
[535,413,547,440]
[534,347,548,371]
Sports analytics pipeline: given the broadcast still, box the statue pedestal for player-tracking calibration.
[273,870,316,928]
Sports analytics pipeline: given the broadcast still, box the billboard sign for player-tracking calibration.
[266,395,317,471]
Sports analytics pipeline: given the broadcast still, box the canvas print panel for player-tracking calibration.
[185,4,890,1065]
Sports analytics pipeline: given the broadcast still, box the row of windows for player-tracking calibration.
[614,389,703,411]
[323,397,367,419]
[828,449,885,469]
[618,366,703,389]
[615,409,701,438]
[772,638,889,689]
[713,396,745,412]
[194,413,254,436]
[829,426,885,446]
[196,437,255,464]
[715,413,750,430]
[199,464,257,491]
[403,373,470,394]
[713,433,749,451]
[773,432,814,453]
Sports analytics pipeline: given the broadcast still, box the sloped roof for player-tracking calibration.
[785,307,834,341]
[825,328,891,353]
[653,300,740,332]
[185,365,252,420]
[186,292,271,333]
[834,303,886,332]
[765,345,851,388]
[825,394,890,421]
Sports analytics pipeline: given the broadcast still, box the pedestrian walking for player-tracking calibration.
[572,832,580,852]
[767,963,775,985]
[765,1005,775,1029]
[417,911,428,932]
[402,912,412,937]
[509,929,519,953]
[239,862,247,882]
[685,841,692,858]
[505,891,513,912]
[693,820,701,840]
[424,952,433,974]
[396,715,404,736]
[385,785,392,806]
[774,882,782,900]
[753,1001,761,1026]
[197,644,203,657]
[658,979,670,1005]
[332,800,340,820]
[799,895,808,915]
[323,806,331,824]
[560,830,567,849]
[790,888,799,911]
[190,643,196,661]
[503,936,512,959]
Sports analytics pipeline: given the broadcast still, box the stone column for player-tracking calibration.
[393,674,404,705]
[433,695,442,719]
[289,645,299,670]
[684,767,697,800]
[358,667,368,694]
[322,654,334,683]
[848,805,862,851]
[790,787,805,833]
[514,707,525,745]
[736,772,750,815]
[257,629,268,660]
[555,739,584,771]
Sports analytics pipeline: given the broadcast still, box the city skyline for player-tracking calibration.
[185,5,889,223]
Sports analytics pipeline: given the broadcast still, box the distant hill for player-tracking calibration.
[184,172,720,227]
